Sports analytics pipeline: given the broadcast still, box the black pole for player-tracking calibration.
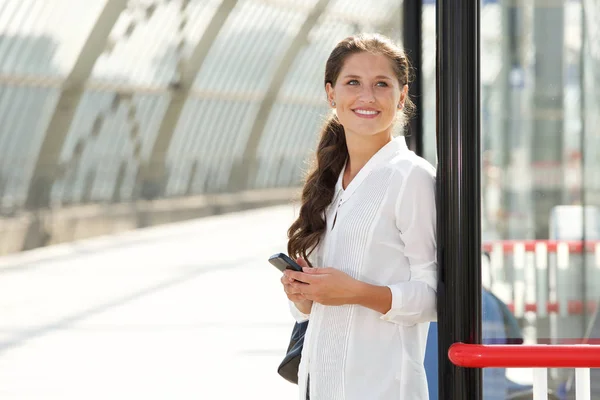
[436,0,482,399]
[402,0,423,157]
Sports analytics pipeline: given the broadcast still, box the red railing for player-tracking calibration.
[449,343,600,368]
[449,343,600,400]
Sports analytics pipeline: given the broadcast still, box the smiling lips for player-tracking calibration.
[353,108,380,119]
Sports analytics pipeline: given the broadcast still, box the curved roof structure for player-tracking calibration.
[0,0,405,209]
[1,0,597,211]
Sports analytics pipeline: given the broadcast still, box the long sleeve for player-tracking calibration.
[381,163,438,326]
[289,300,310,323]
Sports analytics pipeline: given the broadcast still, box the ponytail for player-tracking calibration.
[287,115,347,265]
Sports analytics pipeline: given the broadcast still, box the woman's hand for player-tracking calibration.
[281,258,313,314]
[284,263,364,306]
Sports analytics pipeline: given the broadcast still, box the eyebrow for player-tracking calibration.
[342,74,394,80]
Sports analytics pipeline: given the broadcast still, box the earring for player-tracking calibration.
[331,101,336,107]
[398,104,403,110]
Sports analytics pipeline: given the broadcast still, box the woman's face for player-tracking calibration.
[326,52,407,140]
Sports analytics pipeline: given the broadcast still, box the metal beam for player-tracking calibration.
[230,0,331,190]
[436,0,482,399]
[24,0,128,209]
[403,0,423,156]
[137,0,237,200]
[531,1,564,240]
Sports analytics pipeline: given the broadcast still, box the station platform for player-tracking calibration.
[0,205,301,399]
[3,204,597,399]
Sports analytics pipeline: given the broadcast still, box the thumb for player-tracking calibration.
[296,257,310,269]
[302,266,326,274]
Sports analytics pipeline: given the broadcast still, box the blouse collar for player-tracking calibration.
[335,135,408,203]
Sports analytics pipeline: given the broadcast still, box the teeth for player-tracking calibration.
[355,109,378,115]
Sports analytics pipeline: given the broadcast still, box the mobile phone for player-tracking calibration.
[268,253,304,273]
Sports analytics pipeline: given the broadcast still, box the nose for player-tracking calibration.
[358,85,376,103]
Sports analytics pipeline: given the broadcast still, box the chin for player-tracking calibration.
[348,126,392,138]
[356,131,384,138]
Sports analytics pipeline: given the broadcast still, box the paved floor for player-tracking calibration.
[0,205,301,399]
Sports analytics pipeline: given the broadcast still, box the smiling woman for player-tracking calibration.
[326,52,410,142]
[279,33,436,400]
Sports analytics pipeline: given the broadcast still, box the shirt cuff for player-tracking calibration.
[289,300,310,323]
[379,284,419,325]
[380,285,401,322]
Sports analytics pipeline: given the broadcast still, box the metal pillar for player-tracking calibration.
[579,0,590,333]
[402,0,423,157]
[24,0,128,209]
[137,0,237,200]
[531,1,565,239]
[436,0,482,399]
[499,0,524,240]
[230,0,330,190]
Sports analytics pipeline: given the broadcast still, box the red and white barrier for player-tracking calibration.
[482,240,600,319]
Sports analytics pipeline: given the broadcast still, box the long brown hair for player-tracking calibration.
[287,33,414,264]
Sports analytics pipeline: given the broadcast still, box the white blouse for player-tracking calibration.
[289,136,438,400]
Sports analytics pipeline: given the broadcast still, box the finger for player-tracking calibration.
[284,283,303,295]
[285,284,307,299]
[290,281,315,296]
[285,270,313,284]
[302,266,327,274]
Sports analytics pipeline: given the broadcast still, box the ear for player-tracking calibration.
[399,84,409,108]
[325,82,335,107]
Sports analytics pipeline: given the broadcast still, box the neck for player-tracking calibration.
[344,131,393,176]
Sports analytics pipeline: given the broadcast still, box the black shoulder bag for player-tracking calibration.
[277,320,308,384]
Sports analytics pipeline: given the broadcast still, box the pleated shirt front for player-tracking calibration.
[290,136,438,400]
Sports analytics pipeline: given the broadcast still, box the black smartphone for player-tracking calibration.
[268,253,304,273]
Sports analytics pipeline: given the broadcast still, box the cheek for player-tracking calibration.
[336,88,357,105]
[382,102,398,119]
[384,94,402,115]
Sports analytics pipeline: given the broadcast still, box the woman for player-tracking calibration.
[281,33,438,400]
